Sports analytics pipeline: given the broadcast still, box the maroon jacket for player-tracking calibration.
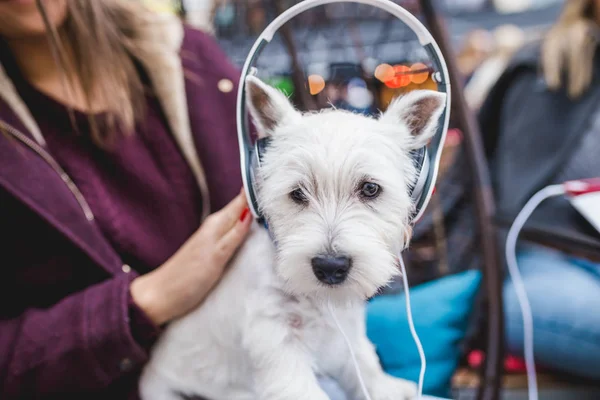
[0,20,242,399]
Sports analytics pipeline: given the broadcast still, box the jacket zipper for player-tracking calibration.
[0,120,95,222]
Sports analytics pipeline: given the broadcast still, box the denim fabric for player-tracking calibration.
[504,245,600,379]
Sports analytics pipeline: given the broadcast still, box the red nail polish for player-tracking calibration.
[240,207,250,222]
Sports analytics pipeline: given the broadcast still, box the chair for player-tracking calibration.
[416,3,503,399]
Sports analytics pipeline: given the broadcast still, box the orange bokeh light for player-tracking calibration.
[374,63,395,82]
[410,63,429,84]
[308,74,325,95]
[385,65,411,89]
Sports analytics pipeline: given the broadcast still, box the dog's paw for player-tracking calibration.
[368,374,418,400]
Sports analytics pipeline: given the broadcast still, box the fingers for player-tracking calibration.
[217,204,253,260]
[210,190,249,237]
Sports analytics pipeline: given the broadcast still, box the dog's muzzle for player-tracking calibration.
[311,255,352,285]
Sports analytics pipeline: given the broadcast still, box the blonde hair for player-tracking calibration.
[37,0,151,147]
[542,0,598,99]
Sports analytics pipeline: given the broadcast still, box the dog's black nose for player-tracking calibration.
[311,255,352,285]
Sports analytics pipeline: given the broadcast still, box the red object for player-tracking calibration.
[564,177,600,196]
[240,207,250,222]
[385,65,412,88]
[445,128,463,147]
[504,355,528,373]
[467,350,529,373]
[468,350,485,368]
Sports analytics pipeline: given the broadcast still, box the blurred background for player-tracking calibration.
[150,0,561,113]
[145,0,562,186]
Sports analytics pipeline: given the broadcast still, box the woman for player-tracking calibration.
[499,0,600,379]
[412,0,600,380]
[463,24,525,111]
[0,1,252,398]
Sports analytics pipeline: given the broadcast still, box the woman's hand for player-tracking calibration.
[130,190,253,325]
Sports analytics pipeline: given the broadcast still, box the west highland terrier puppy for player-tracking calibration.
[139,76,446,400]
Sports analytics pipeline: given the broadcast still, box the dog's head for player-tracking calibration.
[246,76,446,304]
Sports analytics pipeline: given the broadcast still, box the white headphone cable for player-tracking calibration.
[328,252,425,400]
[398,253,427,399]
[504,184,566,400]
[327,300,373,400]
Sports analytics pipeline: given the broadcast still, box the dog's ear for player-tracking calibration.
[379,90,446,148]
[245,75,300,138]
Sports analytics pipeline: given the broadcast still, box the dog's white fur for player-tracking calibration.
[139,76,446,400]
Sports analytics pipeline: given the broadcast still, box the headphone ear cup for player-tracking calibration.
[256,137,271,165]
[410,146,430,211]
[248,138,272,222]
[247,147,261,219]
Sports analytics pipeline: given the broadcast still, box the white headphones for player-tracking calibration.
[236,0,451,224]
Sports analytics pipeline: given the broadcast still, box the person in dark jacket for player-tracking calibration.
[0,1,253,398]
[412,0,600,380]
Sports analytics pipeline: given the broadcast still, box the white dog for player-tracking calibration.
[139,76,446,400]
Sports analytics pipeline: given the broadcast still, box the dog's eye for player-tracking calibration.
[360,182,381,199]
[290,188,308,204]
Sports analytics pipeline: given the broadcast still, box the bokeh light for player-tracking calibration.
[308,74,326,95]
[385,65,411,88]
[410,63,429,84]
[346,78,374,110]
[374,63,395,83]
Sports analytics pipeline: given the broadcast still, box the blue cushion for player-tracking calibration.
[366,270,482,398]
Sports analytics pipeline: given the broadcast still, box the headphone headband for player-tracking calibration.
[258,0,434,44]
[237,0,451,222]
